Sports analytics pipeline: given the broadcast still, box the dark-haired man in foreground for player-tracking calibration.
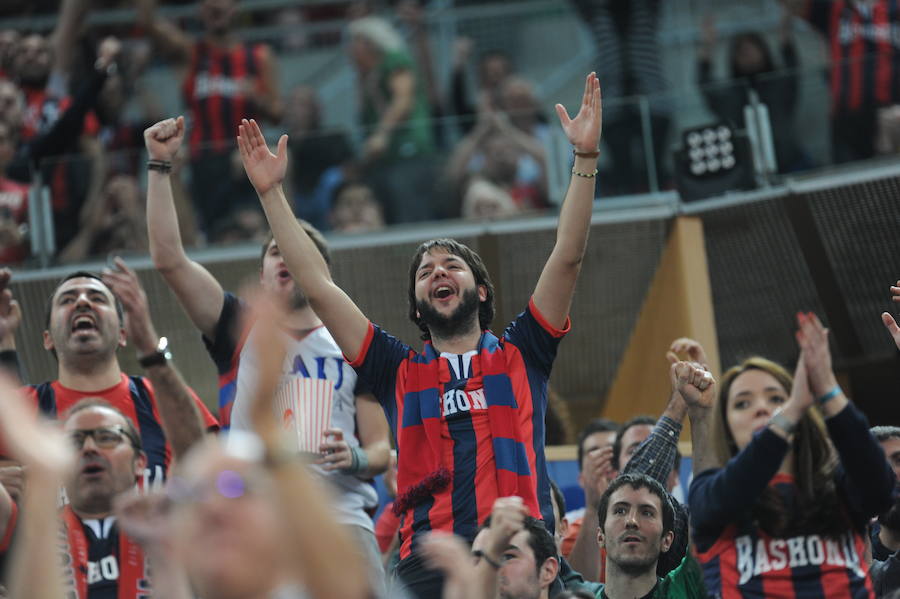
[240,72,602,598]
[591,474,703,599]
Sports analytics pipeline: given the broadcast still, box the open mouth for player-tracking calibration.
[432,285,455,300]
[81,463,106,477]
[71,314,97,333]
[277,269,292,282]
[621,535,643,544]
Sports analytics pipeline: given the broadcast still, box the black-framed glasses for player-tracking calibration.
[68,426,137,450]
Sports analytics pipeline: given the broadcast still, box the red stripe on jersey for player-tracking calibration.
[819,559,853,599]
[208,45,226,154]
[848,10,866,111]
[874,2,893,104]
[697,525,743,599]
[428,411,456,531]
[507,345,539,514]
[186,45,203,158]
[231,45,248,128]
[853,532,875,598]
[830,2,845,113]
[470,380,497,528]
[758,535,797,599]
[719,540,743,599]
[253,44,268,95]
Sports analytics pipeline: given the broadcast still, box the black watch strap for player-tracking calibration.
[138,337,171,368]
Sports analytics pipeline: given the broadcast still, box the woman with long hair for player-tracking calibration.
[676,312,894,598]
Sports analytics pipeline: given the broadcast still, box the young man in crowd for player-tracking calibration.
[143,116,390,594]
[0,261,216,487]
[591,474,704,598]
[238,72,602,598]
[568,337,705,584]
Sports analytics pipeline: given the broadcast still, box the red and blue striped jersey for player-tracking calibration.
[349,298,568,559]
[25,374,218,487]
[805,0,900,113]
[695,481,873,599]
[690,404,894,599]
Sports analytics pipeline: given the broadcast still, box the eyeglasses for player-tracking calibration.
[167,469,271,507]
[68,426,136,450]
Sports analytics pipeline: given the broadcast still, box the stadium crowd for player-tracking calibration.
[1,1,900,599]
[4,0,900,262]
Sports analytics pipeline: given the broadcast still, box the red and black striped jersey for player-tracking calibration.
[182,40,266,158]
[805,0,900,112]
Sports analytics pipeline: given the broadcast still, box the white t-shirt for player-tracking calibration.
[230,324,378,531]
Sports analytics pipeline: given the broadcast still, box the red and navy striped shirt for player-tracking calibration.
[805,0,900,112]
[25,374,219,487]
[349,298,568,559]
[182,40,265,159]
[690,403,894,598]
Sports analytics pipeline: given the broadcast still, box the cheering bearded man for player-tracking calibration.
[238,72,602,599]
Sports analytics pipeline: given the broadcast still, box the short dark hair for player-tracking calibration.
[521,516,558,576]
[62,398,143,453]
[612,415,656,470]
[407,239,495,340]
[259,219,331,268]
[576,418,619,470]
[872,426,900,443]
[549,479,566,517]
[45,271,124,330]
[597,474,674,538]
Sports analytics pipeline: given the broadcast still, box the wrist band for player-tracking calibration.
[816,385,842,405]
[769,412,797,436]
[342,446,369,475]
[147,159,173,173]
[472,549,502,570]
[572,167,598,178]
[573,148,600,158]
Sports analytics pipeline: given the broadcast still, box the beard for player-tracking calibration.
[416,286,480,340]
[608,537,661,577]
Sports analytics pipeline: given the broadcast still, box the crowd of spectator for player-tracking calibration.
[0,0,897,266]
[0,37,897,597]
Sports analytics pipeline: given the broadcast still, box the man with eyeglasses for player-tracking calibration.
[0,398,154,598]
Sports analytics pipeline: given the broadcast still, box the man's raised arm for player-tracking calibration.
[532,73,602,329]
[145,117,225,340]
[239,119,370,361]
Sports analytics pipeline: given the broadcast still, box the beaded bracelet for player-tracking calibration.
[572,167,598,178]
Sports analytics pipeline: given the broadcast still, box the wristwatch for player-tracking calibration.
[138,337,172,368]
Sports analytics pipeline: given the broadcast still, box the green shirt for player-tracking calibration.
[594,554,706,599]
[360,49,435,161]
